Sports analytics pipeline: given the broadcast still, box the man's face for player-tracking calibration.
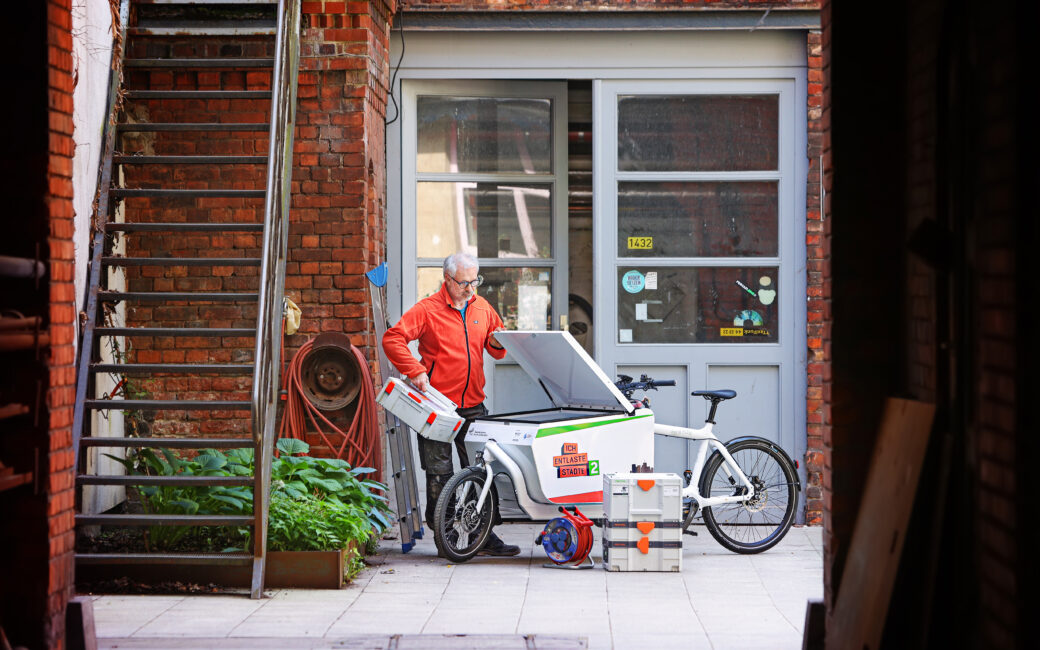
[445,265,479,304]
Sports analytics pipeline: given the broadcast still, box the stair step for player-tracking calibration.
[101,256,261,266]
[77,514,254,527]
[80,437,254,449]
[91,363,253,375]
[113,155,268,164]
[77,475,253,487]
[126,90,272,100]
[125,58,274,69]
[129,24,276,37]
[106,223,263,233]
[111,189,265,199]
[117,123,269,133]
[95,327,255,337]
[85,399,251,411]
[76,553,253,566]
[97,291,259,302]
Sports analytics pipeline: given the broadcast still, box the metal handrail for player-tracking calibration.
[249,0,301,599]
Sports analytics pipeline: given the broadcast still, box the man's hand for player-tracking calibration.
[410,372,430,393]
[489,327,505,349]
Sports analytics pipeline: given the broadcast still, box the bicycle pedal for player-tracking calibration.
[683,530,698,537]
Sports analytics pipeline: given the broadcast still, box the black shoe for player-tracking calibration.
[479,531,521,557]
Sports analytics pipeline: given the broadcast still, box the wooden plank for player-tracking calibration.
[827,397,936,650]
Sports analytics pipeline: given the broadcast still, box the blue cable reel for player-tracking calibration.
[536,506,594,566]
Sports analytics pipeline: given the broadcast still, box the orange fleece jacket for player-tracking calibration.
[382,283,507,409]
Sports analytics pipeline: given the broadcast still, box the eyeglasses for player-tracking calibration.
[448,274,484,289]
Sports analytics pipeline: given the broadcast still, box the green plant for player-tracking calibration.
[105,447,252,551]
[107,438,392,561]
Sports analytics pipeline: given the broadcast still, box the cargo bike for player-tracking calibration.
[417,331,801,563]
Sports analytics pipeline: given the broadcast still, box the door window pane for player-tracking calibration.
[418,267,553,331]
[617,95,779,172]
[417,182,553,259]
[417,96,553,174]
[618,181,778,257]
[616,266,778,343]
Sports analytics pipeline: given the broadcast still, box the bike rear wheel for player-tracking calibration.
[699,438,799,554]
[433,467,497,563]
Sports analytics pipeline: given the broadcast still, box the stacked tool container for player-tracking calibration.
[376,377,464,442]
[602,472,683,572]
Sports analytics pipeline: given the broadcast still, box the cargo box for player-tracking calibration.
[375,377,464,442]
[602,537,682,572]
[602,472,683,523]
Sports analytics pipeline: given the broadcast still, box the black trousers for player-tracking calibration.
[417,403,489,529]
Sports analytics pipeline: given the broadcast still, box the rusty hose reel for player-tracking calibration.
[298,332,363,411]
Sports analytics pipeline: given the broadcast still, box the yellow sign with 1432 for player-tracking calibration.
[627,236,653,250]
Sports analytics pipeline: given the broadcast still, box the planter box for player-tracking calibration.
[77,547,351,590]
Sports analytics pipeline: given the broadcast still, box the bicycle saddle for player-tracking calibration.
[691,389,737,400]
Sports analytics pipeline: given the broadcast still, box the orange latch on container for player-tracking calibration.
[452,420,462,432]
[636,522,655,535]
[637,479,656,492]
[384,384,394,395]
[407,392,422,403]
[426,412,437,425]
[637,536,650,554]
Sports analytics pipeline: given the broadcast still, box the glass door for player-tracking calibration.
[595,80,804,479]
[401,80,569,413]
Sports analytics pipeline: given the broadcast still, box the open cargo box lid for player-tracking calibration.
[495,331,635,414]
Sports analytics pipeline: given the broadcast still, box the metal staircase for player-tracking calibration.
[73,0,300,598]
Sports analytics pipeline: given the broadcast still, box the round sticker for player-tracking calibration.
[622,270,645,294]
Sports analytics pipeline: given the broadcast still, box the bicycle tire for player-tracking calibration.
[433,466,497,563]
[698,437,799,554]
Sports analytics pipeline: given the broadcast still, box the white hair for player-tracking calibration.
[443,252,479,276]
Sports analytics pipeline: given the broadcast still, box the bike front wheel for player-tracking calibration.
[699,438,799,554]
[433,467,497,563]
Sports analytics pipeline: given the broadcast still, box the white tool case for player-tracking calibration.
[376,377,464,442]
[602,472,683,572]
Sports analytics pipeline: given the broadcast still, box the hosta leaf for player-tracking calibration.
[276,438,309,456]
[350,467,377,476]
[209,493,244,511]
[369,509,389,529]
[102,453,137,474]
[170,499,199,514]
[307,477,346,493]
[159,448,184,472]
[195,454,227,471]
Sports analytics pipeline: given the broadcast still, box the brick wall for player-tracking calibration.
[45,0,79,643]
[121,1,395,452]
[967,7,1019,644]
[287,0,395,454]
[803,28,824,524]
[404,0,817,10]
[821,0,1028,645]
[0,0,77,646]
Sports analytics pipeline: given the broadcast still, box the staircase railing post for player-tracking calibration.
[250,0,301,600]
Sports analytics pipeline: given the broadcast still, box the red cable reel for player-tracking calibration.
[537,506,595,566]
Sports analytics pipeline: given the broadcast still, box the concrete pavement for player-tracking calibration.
[87,522,823,649]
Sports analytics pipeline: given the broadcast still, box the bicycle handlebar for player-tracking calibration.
[614,375,676,398]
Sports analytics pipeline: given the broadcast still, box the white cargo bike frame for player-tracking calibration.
[472,418,755,516]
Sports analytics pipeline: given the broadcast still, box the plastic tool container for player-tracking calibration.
[602,472,683,572]
[376,377,464,442]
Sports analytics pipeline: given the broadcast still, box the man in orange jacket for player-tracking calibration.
[382,252,520,556]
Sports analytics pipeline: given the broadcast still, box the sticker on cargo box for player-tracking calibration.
[554,443,599,478]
